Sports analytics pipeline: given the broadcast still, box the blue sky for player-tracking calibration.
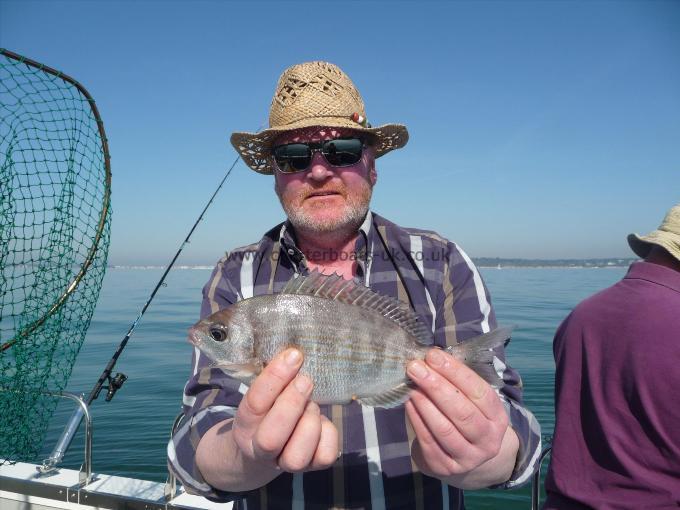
[1,0,678,265]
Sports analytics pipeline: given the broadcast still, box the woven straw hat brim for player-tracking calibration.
[231,119,409,175]
[627,232,680,261]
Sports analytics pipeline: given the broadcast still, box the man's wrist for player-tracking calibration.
[442,426,520,490]
[197,419,280,492]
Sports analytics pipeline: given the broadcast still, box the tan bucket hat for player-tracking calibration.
[627,204,680,261]
[230,61,409,174]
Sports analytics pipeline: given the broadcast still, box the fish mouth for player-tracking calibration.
[187,328,203,347]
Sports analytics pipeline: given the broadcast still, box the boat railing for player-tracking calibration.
[1,389,234,509]
[530,437,553,510]
[164,411,186,501]
[0,387,93,486]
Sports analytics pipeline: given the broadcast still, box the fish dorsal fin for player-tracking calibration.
[281,271,432,345]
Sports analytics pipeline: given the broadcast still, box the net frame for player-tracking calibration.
[0,48,111,353]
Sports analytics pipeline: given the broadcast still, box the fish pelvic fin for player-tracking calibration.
[444,326,514,389]
[357,381,414,408]
[281,271,433,345]
[219,360,262,385]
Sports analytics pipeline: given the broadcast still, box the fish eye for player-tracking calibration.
[209,327,227,342]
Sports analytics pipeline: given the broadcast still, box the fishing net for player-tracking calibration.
[0,49,112,464]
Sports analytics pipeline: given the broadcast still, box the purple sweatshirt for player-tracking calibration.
[544,261,680,509]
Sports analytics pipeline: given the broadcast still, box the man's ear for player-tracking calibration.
[367,149,377,185]
[273,169,282,196]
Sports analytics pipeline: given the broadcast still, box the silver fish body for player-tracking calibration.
[189,272,510,408]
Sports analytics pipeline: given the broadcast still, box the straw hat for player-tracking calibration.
[627,204,680,261]
[230,61,409,174]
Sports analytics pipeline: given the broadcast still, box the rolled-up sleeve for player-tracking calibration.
[167,254,249,499]
[434,242,541,489]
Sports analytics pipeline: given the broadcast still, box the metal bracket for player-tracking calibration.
[34,390,93,486]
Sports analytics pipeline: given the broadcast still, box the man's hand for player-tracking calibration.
[232,348,339,471]
[196,348,339,492]
[405,349,519,489]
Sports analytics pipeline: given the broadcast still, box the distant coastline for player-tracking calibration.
[107,258,639,270]
[473,257,638,268]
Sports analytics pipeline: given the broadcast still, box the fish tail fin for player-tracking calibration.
[444,326,514,389]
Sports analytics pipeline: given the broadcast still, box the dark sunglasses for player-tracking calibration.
[272,137,365,174]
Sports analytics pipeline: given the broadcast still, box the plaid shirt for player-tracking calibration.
[168,212,541,509]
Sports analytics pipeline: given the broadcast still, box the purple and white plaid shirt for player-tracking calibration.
[168,212,541,509]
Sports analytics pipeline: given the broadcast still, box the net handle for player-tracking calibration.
[0,48,112,352]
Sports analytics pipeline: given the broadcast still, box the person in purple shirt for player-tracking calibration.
[168,61,541,509]
[544,204,680,509]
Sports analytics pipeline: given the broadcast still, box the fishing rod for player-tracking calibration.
[39,153,242,474]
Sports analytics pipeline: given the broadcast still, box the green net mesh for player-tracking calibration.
[0,50,112,464]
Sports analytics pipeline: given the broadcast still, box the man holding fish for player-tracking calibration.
[168,61,541,509]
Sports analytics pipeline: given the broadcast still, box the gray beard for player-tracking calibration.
[284,204,368,235]
[274,170,374,240]
[282,194,371,238]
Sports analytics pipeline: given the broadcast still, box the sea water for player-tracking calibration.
[41,266,627,508]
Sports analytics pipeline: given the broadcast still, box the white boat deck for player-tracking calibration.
[0,461,233,510]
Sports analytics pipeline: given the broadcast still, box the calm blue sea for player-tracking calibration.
[42,266,628,509]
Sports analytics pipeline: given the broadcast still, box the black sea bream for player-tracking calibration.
[189,272,511,408]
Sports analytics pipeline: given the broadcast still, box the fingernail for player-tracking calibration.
[295,374,312,393]
[408,361,429,379]
[286,348,301,366]
[427,349,445,367]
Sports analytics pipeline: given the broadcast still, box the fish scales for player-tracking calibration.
[239,294,426,403]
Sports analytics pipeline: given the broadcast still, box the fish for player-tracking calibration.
[189,271,512,408]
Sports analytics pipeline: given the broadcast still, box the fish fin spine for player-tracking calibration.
[358,381,414,408]
[281,271,433,345]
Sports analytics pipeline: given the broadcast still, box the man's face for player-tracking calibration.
[273,127,377,237]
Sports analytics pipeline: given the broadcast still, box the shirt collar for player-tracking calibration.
[625,260,680,294]
[359,210,373,238]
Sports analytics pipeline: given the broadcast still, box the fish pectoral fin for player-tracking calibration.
[357,381,414,408]
[219,360,262,384]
